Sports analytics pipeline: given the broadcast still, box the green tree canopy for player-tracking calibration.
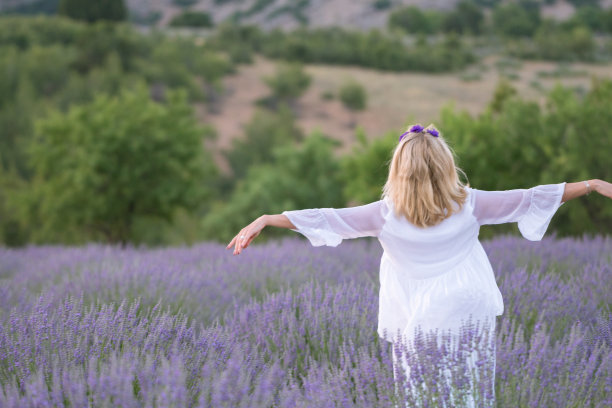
[223,105,303,183]
[440,79,612,237]
[563,6,607,32]
[492,1,541,37]
[58,0,127,23]
[203,132,344,242]
[442,0,484,35]
[263,62,312,107]
[340,127,395,204]
[387,6,442,34]
[169,11,214,28]
[339,79,367,111]
[533,24,596,61]
[27,84,216,245]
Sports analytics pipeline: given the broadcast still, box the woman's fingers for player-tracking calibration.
[238,228,262,253]
[227,232,241,250]
[237,232,246,254]
[234,229,245,255]
[243,230,259,248]
[228,219,265,255]
[237,229,254,255]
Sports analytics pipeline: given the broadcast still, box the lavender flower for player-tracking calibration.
[0,236,609,406]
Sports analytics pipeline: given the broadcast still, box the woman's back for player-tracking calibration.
[379,192,479,278]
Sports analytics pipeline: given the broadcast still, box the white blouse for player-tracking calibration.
[283,183,566,342]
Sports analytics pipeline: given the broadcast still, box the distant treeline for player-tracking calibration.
[4,1,612,65]
[387,0,612,62]
[199,2,612,67]
[206,24,475,72]
[0,15,611,247]
[389,0,612,36]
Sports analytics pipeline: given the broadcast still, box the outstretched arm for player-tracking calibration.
[472,179,612,241]
[227,200,387,255]
[562,179,612,202]
[226,214,295,255]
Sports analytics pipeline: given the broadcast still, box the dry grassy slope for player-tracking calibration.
[201,55,612,172]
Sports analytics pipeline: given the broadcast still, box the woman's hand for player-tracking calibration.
[226,215,268,255]
[594,179,612,199]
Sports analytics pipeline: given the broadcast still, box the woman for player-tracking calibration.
[226,124,612,406]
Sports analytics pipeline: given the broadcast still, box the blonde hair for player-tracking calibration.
[382,124,468,228]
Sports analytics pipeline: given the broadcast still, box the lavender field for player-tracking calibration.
[0,236,610,407]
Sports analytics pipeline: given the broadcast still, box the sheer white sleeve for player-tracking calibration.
[469,183,566,241]
[282,200,387,247]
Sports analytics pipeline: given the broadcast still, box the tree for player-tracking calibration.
[0,168,29,246]
[373,0,392,10]
[534,24,595,61]
[340,127,396,204]
[492,1,541,37]
[542,79,612,235]
[202,132,344,242]
[28,84,216,245]
[223,105,303,183]
[388,6,442,35]
[605,8,612,33]
[442,0,484,35]
[58,0,127,23]
[339,79,367,111]
[169,11,213,28]
[489,79,518,113]
[564,6,606,32]
[263,62,311,109]
[172,0,200,6]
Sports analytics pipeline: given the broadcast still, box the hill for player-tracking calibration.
[3,0,612,30]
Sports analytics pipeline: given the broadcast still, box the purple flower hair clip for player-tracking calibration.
[399,124,439,141]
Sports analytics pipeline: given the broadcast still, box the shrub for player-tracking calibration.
[58,0,127,22]
[373,0,392,10]
[2,0,59,15]
[173,0,200,6]
[492,0,541,37]
[388,6,442,34]
[339,80,367,111]
[263,62,311,106]
[534,24,596,61]
[169,11,213,28]
[442,0,484,35]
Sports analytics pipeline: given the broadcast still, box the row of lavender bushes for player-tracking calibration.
[0,236,610,407]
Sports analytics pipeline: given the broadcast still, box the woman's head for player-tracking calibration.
[382,124,468,227]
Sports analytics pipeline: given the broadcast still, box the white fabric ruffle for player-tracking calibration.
[518,182,566,241]
[282,209,343,247]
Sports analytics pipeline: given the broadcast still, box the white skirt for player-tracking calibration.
[379,242,504,342]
